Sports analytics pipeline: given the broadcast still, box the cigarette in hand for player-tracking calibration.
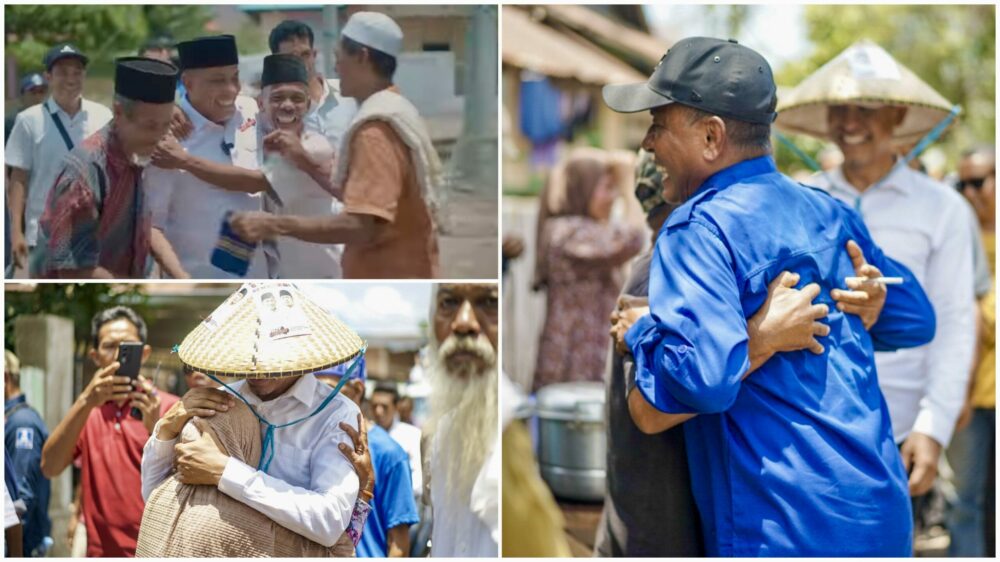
[845,276,904,285]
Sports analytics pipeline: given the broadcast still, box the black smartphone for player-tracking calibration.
[117,342,143,419]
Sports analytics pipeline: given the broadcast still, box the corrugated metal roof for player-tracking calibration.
[502,6,646,86]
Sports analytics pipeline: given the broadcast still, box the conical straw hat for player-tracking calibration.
[178,283,365,378]
[775,40,955,145]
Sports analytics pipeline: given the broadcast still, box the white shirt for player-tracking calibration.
[304,78,358,154]
[144,95,265,278]
[3,484,18,530]
[811,164,976,447]
[429,414,498,557]
[261,131,343,278]
[140,374,361,547]
[387,419,423,501]
[5,97,112,245]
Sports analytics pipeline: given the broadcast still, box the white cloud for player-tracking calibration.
[299,283,431,338]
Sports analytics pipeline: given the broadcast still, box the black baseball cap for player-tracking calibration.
[603,37,777,125]
[44,43,89,71]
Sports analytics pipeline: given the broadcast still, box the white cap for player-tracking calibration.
[342,11,404,58]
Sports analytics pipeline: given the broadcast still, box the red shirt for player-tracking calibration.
[74,393,178,557]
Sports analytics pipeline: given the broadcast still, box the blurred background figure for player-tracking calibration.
[531,148,643,392]
[4,350,53,557]
[138,36,174,62]
[947,145,995,557]
[372,382,423,503]
[5,73,47,142]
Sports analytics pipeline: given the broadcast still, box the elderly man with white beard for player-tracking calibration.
[424,283,499,557]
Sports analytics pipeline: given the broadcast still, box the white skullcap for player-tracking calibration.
[342,11,403,58]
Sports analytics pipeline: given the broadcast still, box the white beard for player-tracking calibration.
[425,333,499,503]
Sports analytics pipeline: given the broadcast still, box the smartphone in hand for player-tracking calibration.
[117,342,144,419]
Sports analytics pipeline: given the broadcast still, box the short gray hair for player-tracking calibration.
[681,105,773,155]
[113,94,138,117]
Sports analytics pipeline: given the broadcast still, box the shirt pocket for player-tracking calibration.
[273,441,312,487]
[867,222,932,280]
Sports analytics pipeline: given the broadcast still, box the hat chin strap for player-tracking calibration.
[203,345,368,473]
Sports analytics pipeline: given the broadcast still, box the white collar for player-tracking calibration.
[45,96,84,119]
[828,161,914,198]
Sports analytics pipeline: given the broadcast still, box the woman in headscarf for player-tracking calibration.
[532,148,644,392]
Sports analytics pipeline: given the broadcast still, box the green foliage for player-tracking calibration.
[5,5,212,74]
[774,4,995,173]
[5,285,151,357]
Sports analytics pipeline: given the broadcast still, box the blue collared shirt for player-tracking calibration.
[4,394,51,555]
[356,425,420,557]
[625,156,936,556]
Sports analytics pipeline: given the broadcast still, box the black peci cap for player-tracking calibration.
[260,54,308,88]
[115,57,179,104]
[44,43,89,71]
[176,35,239,70]
[603,37,777,125]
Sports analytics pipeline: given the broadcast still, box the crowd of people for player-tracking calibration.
[4,282,499,557]
[4,11,442,280]
[509,36,994,557]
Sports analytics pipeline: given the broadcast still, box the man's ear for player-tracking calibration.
[141,344,152,364]
[702,116,727,162]
[88,347,99,367]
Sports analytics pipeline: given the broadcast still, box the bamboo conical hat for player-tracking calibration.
[178,283,365,378]
[775,40,955,145]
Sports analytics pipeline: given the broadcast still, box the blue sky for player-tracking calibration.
[645,5,810,73]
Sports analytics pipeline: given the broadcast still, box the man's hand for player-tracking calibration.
[831,240,887,330]
[130,375,163,435]
[157,384,235,441]
[230,211,280,242]
[11,230,28,269]
[174,420,229,486]
[81,362,133,408]
[899,431,943,496]
[749,271,829,357]
[170,105,194,141]
[339,414,375,500]
[151,134,190,170]
[955,399,974,432]
[611,304,650,355]
[263,130,308,165]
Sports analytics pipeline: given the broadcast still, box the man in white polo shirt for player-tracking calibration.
[5,43,112,275]
[780,41,977,499]
[143,34,265,279]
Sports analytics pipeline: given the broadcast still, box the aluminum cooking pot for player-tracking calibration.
[535,381,606,502]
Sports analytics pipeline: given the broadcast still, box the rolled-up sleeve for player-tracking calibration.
[217,414,360,547]
[625,219,749,414]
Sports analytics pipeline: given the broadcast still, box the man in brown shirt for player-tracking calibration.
[231,12,440,278]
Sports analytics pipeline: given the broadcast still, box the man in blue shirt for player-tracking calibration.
[4,350,52,557]
[603,37,937,556]
[316,360,420,557]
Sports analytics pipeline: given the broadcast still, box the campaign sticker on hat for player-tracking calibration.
[255,284,311,342]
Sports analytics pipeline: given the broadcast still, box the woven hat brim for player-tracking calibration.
[775,40,955,145]
[178,287,365,379]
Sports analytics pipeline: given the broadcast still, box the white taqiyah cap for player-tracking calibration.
[342,11,404,58]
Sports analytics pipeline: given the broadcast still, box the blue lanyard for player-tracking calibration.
[203,347,366,473]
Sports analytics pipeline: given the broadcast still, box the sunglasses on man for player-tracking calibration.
[956,174,994,191]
